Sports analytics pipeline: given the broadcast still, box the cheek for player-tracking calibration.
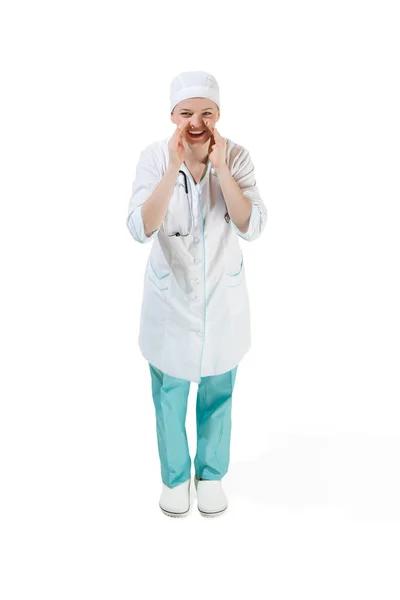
[174,116,187,126]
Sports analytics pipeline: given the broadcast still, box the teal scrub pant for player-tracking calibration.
[148,363,238,488]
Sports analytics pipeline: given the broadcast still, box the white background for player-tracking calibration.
[1,0,400,598]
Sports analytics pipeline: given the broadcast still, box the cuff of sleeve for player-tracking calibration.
[127,204,160,243]
[230,203,259,241]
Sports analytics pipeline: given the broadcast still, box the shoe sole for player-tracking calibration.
[198,505,228,518]
[159,504,190,518]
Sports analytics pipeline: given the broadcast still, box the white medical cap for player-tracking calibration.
[170,71,220,113]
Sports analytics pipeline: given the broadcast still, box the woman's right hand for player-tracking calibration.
[168,122,189,169]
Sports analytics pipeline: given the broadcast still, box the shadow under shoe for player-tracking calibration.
[159,478,191,518]
[194,475,228,517]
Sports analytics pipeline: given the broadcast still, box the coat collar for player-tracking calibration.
[180,159,212,188]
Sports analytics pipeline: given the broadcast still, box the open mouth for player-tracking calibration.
[187,130,206,138]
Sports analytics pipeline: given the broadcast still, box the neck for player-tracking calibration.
[185,139,210,164]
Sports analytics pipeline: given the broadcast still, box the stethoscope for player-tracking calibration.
[162,170,194,237]
[162,168,231,237]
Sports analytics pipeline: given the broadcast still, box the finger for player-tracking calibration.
[173,125,181,140]
[176,122,184,136]
[180,128,190,151]
[178,121,190,140]
[204,121,215,142]
[212,126,222,139]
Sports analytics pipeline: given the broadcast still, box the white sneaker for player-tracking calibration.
[194,475,228,517]
[159,478,191,518]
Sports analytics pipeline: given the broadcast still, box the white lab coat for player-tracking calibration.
[126,134,267,383]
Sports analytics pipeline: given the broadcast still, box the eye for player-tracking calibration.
[180,112,212,116]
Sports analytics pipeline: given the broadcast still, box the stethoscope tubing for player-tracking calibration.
[163,169,230,236]
[162,170,193,236]
[178,170,189,194]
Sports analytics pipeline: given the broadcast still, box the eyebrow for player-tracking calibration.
[179,108,214,111]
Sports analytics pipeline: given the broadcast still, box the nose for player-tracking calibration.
[190,118,204,128]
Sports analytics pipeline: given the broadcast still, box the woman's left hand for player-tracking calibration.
[205,121,227,171]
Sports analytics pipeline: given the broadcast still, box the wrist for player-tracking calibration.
[167,163,182,174]
[214,163,230,175]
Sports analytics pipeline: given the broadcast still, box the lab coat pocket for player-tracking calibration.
[225,252,245,288]
[146,257,171,291]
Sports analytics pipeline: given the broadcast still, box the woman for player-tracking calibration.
[126,71,267,518]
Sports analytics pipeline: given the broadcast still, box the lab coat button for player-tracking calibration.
[194,237,200,243]
[196,331,203,337]
[194,257,200,263]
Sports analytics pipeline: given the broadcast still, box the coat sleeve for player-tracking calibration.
[230,148,267,242]
[126,147,163,244]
